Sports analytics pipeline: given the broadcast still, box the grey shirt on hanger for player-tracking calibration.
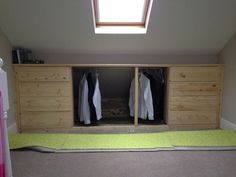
[129,73,154,120]
[79,74,91,124]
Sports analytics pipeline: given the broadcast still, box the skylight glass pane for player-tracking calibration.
[97,0,146,23]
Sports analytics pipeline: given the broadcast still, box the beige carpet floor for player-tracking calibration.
[11,150,236,177]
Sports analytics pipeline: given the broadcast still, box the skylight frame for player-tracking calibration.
[92,0,153,34]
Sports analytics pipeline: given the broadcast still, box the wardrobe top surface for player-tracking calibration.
[13,64,223,67]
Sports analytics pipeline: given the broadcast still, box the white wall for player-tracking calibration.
[34,52,218,64]
[219,32,236,130]
[0,27,16,131]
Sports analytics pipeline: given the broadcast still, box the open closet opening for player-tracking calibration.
[137,67,167,125]
[72,67,134,126]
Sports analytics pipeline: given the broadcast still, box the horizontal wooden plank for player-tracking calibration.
[13,64,223,68]
[169,67,220,82]
[169,96,217,111]
[169,82,219,96]
[19,82,71,97]
[20,112,73,130]
[168,124,217,130]
[168,111,216,125]
[20,97,72,111]
[16,67,71,81]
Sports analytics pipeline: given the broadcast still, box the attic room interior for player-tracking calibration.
[0,0,236,177]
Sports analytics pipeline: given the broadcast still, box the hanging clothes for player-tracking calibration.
[139,73,154,120]
[129,73,154,120]
[87,72,98,124]
[78,71,102,125]
[143,68,165,121]
[0,91,6,177]
[93,73,102,121]
[78,74,91,125]
[78,75,83,122]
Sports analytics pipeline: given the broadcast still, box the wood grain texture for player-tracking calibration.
[168,111,216,125]
[20,112,73,130]
[169,96,217,111]
[20,97,72,111]
[164,67,170,124]
[16,67,71,81]
[166,66,222,129]
[169,67,220,82]
[13,66,22,132]
[169,82,218,96]
[19,82,71,97]
[14,66,74,132]
[168,124,217,130]
[217,66,224,128]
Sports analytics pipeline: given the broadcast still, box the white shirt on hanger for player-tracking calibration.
[79,74,91,124]
[129,73,154,120]
[139,73,154,120]
[93,74,102,120]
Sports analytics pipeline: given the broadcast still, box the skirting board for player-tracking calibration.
[221,118,236,131]
[7,122,17,133]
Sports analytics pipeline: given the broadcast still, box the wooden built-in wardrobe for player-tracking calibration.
[13,64,224,133]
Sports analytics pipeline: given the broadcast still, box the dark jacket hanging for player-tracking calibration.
[87,72,97,124]
[144,68,165,122]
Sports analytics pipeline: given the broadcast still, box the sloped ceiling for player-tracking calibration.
[0,0,236,54]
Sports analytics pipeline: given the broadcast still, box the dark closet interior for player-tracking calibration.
[72,67,166,126]
[72,67,134,126]
[138,67,167,125]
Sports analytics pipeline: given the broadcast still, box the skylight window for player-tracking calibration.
[92,0,153,34]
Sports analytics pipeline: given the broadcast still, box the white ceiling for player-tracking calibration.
[0,0,236,54]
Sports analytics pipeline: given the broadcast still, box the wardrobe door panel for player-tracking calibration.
[169,67,220,82]
[21,112,72,130]
[169,96,217,111]
[20,97,72,111]
[169,82,218,96]
[168,111,216,125]
[19,82,71,97]
[17,67,71,81]
[167,66,223,129]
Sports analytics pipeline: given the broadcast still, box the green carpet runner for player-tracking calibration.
[9,130,236,150]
